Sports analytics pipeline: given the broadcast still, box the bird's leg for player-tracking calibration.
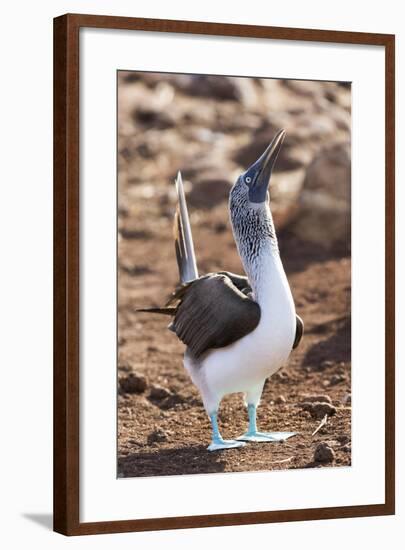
[237,403,297,443]
[207,411,246,452]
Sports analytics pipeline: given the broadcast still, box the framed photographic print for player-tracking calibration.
[53,13,395,535]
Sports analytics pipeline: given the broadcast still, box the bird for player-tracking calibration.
[138,128,304,451]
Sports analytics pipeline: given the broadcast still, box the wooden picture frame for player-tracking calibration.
[53,13,395,536]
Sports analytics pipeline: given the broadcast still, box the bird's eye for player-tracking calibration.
[245,176,252,184]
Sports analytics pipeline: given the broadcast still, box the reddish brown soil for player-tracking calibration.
[117,207,351,477]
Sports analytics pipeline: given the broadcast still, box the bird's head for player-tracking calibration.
[231,128,286,207]
[230,129,286,260]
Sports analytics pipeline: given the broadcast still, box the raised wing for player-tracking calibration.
[167,273,261,359]
[173,172,198,283]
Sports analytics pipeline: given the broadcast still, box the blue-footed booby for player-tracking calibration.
[138,129,304,451]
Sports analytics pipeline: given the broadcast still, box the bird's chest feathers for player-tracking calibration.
[250,298,295,371]
[244,255,296,373]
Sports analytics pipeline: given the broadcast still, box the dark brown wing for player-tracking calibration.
[169,273,261,359]
[293,314,304,349]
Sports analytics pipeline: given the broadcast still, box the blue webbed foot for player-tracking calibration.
[237,431,297,442]
[238,404,297,443]
[207,411,246,451]
[207,438,246,452]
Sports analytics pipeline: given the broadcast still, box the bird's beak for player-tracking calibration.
[248,129,286,203]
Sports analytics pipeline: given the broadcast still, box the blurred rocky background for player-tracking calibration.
[117,72,351,477]
[118,72,350,252]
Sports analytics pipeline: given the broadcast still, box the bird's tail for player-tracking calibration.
[135,174,197,316]
[136,306,176,315]
[173,171,199,283]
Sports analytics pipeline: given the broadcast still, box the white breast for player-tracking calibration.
[184,253,296,409]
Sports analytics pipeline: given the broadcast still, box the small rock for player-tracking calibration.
[309,360,334,372]
[119,227,153,240]
[133,106,175,129]
[120,262,152,276]
[336,434,350,445]
[150,385,172,401]
[119,372,148,394]
[312,402,336,419]
[118,335,127,346]
[329,374,346,386]
[136,141,159,159]
[300,401,336,419]
[341,444,351,453]
[314,442,335,463]
[343,393,352,405]
[275,395,286,404]
[147,428,169,444]
[182,75,243,101]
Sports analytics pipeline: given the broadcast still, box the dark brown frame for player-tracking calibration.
[54,13,395,536]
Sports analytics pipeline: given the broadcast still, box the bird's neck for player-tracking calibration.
[244,246,285,306]
[233,204,288,306]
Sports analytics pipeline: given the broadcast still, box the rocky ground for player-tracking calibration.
[117,72,351,477]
